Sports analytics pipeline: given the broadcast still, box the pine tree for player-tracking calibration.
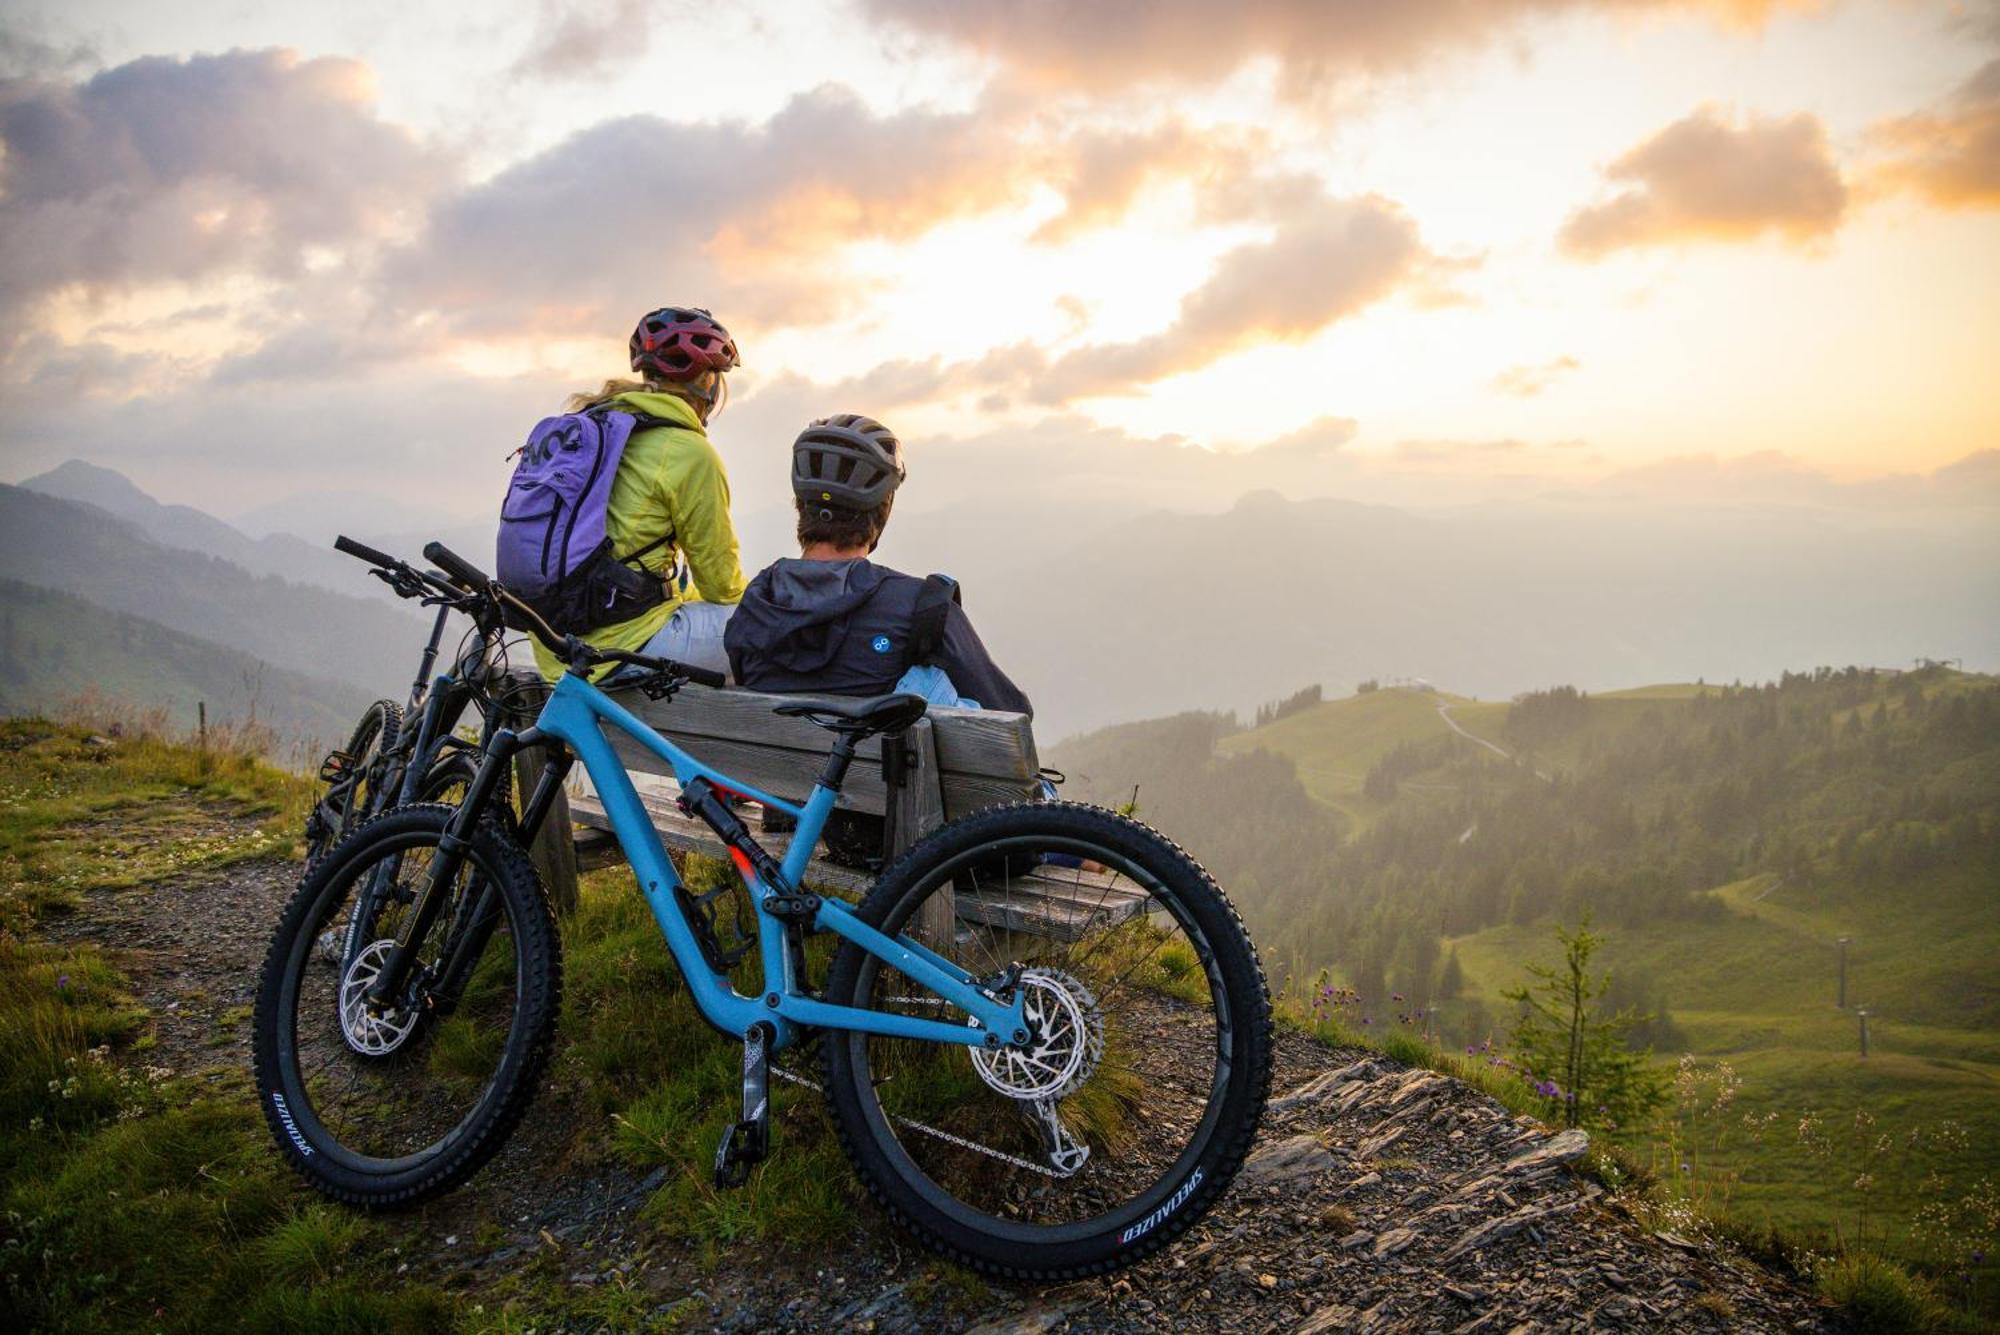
[1502,913,1667,1130]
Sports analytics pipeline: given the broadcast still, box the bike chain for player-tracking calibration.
[767,1060,1062,1179]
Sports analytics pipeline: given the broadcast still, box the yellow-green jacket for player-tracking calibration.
[531,390,747,680]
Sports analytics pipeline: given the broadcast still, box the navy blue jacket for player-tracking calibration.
[724,558,1032,717]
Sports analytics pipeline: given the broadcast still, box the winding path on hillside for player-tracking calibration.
[1431,695,1553,782]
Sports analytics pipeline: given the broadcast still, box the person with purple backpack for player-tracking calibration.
[496,307,748,682]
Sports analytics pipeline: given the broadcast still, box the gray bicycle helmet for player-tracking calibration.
[792,414,906,513]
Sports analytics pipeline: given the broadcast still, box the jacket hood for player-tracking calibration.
[731,558,889,675]
[610,390,703,431]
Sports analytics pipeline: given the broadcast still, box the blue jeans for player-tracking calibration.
[894,664,980,709]
[898,665,1057,802]
[610,600,735,683]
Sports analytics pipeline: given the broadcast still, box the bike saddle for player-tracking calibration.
[773,692,929,737]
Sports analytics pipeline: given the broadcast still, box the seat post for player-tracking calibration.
[815,731,863,792]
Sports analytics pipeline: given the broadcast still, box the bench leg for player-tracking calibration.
[504,670,579,917]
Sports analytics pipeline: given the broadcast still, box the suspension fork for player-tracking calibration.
[428,746,572,1011]
[362,728,527,1011]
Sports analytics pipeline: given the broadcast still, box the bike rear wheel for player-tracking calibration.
[253,804,560,1206]
[306,700,402,864]
[820,801,1271,1280]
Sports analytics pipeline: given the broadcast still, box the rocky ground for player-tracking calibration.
[44,825,1843,1334]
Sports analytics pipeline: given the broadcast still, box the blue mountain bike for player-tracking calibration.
[252,544,1272,1278]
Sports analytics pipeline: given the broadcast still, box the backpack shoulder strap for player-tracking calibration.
[910,573,961,665]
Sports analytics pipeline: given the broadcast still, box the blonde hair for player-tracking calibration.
[564,370,728,419]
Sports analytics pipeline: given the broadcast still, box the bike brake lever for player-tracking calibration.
[635,670,685,702]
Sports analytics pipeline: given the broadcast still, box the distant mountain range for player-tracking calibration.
[0,579,372,745]
[0,482,428,711]
[2,459,1995,743]
[957,488,2000,737]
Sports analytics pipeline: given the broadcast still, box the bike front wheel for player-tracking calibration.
[252,804,561,1207]
[820,801,1272,1280]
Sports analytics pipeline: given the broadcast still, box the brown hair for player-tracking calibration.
[796,494,893,553]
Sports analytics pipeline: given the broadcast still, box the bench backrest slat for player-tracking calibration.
[606,686,1039,819]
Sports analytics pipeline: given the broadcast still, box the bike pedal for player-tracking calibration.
[713,1119,768,1189]
[318,750,355,783]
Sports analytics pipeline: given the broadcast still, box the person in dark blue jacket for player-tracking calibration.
[724,414,1032,716]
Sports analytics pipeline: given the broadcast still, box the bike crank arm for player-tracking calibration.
[715,1022,773,1188]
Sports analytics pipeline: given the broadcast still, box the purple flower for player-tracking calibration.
[56,975,70,990]
[1466,1046,1477,1055]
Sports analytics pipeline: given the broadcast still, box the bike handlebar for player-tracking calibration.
[487,585,726,689]
[341,534,722,690]
[422,541,490,593]
[334,534,400,569]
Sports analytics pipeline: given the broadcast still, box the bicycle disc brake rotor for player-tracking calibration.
[338,939,422,1056]
[968,967,1104,1101]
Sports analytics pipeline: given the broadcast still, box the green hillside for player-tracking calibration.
[0,483,420,700]
[1216,685,1493,826]
[1052,664,2000,1266]
[0,579,371,750]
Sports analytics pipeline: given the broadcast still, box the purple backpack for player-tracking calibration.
[495,408,675,635]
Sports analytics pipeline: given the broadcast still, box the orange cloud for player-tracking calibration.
[865,0,1813,96]
[1032,123,1262,243]
[1558,106,1847,258]
[1491,355,1581,398]
[1032,193,1442,401]
[1866,58,2000,209]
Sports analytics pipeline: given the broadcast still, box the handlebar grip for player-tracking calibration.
[422,541,490,591]
[334,534,399,569]
[678,663,728,689]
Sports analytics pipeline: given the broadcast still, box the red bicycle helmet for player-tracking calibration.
[630,307,739,382]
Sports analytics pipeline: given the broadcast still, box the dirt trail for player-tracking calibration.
[44,819,1837,1333]
[1432,696,1553,784]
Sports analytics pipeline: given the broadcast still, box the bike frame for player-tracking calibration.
[525,671,1027,1053]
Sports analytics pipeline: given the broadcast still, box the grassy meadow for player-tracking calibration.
[1060,664,2000,1323]
[0,717,899,1331]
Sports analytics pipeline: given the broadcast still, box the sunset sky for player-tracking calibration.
[1,0,1996,530]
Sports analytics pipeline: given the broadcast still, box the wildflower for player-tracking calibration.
[56,974,70,990]
[1681,1162,1692,1174]
[1466,1046,1476,1056]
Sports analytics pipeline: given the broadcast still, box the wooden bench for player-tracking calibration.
[514,673,1149,941]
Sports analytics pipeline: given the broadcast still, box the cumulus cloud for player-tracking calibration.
[1558,106,1848,257]
[1491,355,1580,397]
[1032,123,1259,243]
[1030,193,1442,401]
[0,49,441,318]
[864,0,1806,97]
[509,0,650,82]
[387,85,1026,334]
[1867,58,2000,209]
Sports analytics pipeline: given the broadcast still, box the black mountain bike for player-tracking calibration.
[304,537,519,866]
